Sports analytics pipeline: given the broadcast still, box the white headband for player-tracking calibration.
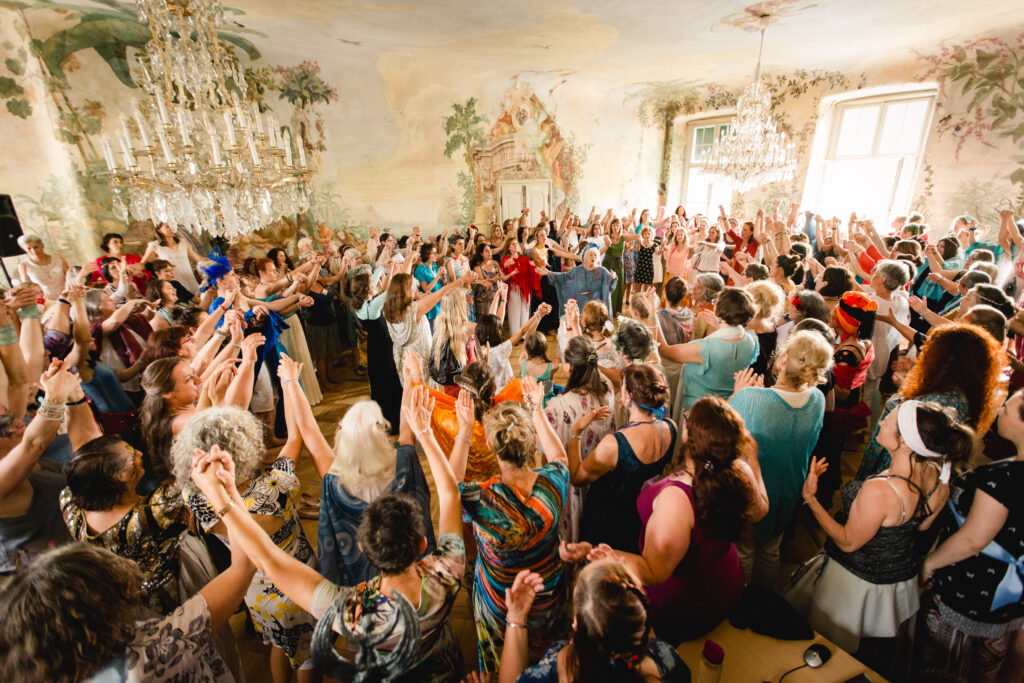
[897,400,951,483]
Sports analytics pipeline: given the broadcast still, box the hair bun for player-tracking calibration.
[586,352,598,365]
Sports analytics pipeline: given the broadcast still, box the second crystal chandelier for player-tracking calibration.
[701,15,795,191]
[99,0,312,239]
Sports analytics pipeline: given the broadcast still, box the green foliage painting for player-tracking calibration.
[443,97,486,213]
[918,33,1024,209]
[0,21,32,118]
[1,0,262,89]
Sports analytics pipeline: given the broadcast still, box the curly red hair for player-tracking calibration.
[900,323,1004,430]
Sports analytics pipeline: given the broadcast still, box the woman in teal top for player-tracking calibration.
[728,330,833,588]
[657,287,760,420]
[414,242,444,327]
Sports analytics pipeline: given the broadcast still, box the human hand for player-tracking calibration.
[277,351,302,382]
[455,388,475,433]
[221,287,238,308]
[535,302,552,318]
[370,227,380,239]
[298,294,314,307]
[699,308,719,332]
[586,543,616,563]
[190,445,240,509]
[402,384,435,435]
[559,540,593,563]
[239,333,265,361]
[206,362,235,405]
[39,358,80,402]
[505,570,544,624]
[521,375,544,410]
[250,304,270,319]
[732,367,764,392]
[573,406,611,437]
[926,273,942,284]
[908,295,927,314]
[802,456,827,502]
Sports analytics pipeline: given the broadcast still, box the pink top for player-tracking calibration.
[663,243,690,278]
[637,477,743,644]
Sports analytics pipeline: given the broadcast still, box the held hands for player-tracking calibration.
[505,570,544,624]
[190,445,241,509]
[206,362,236,405]
[39,358,81,402]
[802,456,828,503]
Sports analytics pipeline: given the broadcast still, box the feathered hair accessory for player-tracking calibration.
[198,252,233,293]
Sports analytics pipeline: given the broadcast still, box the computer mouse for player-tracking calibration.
[804,643,832,668]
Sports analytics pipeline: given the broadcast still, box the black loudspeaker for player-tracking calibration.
[0,194,25,258]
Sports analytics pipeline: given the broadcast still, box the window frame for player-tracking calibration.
[680,116,735,216]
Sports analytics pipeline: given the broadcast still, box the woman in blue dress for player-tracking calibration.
[538,246,617,315]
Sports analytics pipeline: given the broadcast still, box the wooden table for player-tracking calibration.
[676,621,885,682]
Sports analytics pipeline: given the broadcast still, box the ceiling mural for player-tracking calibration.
[0,0,1023,259]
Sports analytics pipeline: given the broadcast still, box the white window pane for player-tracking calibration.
[816,158,900,223]
[685,168,712,215]
[834,105,880,157]
[878,100,930,155]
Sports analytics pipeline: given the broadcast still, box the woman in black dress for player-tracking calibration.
[347,269,402,434]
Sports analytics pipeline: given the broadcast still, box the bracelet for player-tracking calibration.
[232,343,242,350]
[282,378,298,385]
[415,426,431,440]
[0,324,17,346]
[287,275,294,284]
[507,620,527,629]
[67,396,88,406]
[58,298,71,307]
[17,304,41,320]
[570,433,582,440]
[459,433,472,443]
[216,500,234,518]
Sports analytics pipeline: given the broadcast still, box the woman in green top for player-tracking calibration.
[602,218,640,315]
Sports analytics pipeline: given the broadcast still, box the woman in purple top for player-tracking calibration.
[562,396,769,644]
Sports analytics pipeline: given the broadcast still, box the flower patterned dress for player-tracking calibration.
[61,482,190,616]
[88,594,233,682]
[543,385,616,544]
[309,533,466,682]
[186,457,317,667]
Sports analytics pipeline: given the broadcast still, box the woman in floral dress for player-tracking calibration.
[543,335,616,544]
[172,407,319,681]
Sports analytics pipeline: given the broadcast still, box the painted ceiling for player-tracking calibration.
[14,0,1024,88]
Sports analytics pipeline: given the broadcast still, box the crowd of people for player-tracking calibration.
[0,201,1021,683]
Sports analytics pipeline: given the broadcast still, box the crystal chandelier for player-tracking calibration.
[701,17,795,191]
[97,0,313,240]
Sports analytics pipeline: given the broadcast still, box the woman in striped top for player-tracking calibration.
[448,376,570,673]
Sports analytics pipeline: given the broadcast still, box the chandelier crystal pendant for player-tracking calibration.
[96,0,313,239]
[701,17,795,191]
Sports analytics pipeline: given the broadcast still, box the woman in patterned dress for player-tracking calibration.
[543,335,616,544]
[171,406,320,682]
[448,377,570,673]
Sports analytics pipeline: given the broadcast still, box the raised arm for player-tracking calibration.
[404,386,462,538]
[279,352,334,477]
[416,271,473,320]
[190,449,323,614]
[567,409,615,485]
[222,333,263,410]
[0,360,75,498]
[523,376,566,465]
[802,457,888,552]
[508,302,551,346]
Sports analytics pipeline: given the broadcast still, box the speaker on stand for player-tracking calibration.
[0,195,26,288]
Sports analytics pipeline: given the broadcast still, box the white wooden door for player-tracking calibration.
[499,180,551,224]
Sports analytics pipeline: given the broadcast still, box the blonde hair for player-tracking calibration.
[330,400,397,501]
[432,289,470,371]
[483,402,536,468]
[775,330,834,388]
[581,301,612,338]
[745,280,785,320]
